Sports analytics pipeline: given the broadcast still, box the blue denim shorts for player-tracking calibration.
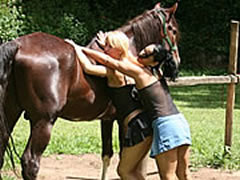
[150,113,191,158]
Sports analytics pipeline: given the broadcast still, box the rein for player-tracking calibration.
[155,9,177,53]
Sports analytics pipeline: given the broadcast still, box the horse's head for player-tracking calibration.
[118,1,181,79]
[139,43,179,81]
[88,1,181,79]
[154,2,181,64]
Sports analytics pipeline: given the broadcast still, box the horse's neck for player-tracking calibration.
[128,36,138,57]
[118,25,138,57]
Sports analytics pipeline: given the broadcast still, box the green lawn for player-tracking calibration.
[171,84,240,170]
[2,84,240,173]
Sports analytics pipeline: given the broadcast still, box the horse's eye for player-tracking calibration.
[172,30,177,35]
[168,26,172,31]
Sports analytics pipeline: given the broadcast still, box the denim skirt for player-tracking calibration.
[150,113,192,158]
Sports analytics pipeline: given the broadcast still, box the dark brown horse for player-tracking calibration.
[0,2,180,180]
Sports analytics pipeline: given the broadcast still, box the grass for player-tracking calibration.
[171,84,240,170]
[2,84,240,174]
[1,175,15,180]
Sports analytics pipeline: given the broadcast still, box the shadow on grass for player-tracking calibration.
[169,84,240,109]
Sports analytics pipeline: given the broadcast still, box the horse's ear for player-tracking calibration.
[154,2,161,9]
[166,2,178,15]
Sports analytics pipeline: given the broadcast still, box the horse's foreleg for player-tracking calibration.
[100,119,114,180]
[21,118,55,180]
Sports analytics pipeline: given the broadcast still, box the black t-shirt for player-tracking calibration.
[138,79,179,122]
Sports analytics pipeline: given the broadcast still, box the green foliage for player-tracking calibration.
[1,175,16,180]
[17,0,91,44]
[171,84,240,170]
[1,0,239,69]
[0,2,25,41]
[177,0,240,69]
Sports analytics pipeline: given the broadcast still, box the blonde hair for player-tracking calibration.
[105,31,129,58]
[105,31,144,67]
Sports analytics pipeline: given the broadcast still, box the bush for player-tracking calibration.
[0,0,239,70]
[0,2,25,41]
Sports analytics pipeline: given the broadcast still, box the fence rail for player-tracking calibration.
[168,20,239,153]
[167,75,240,86]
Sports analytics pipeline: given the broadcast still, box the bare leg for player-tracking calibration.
[21,118,55,180]
[176,145,192,180]
[117,136,152,180]
[134,152,148,179]
[155,148,178,180]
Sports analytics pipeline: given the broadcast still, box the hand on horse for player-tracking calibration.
[96,31,107,48]
[65,39,84,50]
[65,39,76,46]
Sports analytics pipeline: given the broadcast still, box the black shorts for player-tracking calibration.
[123,112,153,147]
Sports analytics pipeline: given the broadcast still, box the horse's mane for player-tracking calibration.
[118,7,180,81]
[118,8,179,53]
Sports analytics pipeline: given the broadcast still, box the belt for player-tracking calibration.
[123,109,143,127]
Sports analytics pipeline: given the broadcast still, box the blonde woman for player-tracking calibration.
[66,31,152,180]
[80,31,192,180]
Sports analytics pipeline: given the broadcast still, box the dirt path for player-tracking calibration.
[3,154,240,180]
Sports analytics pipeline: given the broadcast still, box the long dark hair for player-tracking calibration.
[138,44,179,81]
[153,45,179,81]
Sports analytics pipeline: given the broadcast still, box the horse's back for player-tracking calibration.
[10,32,112,121]
[11,33,72,118]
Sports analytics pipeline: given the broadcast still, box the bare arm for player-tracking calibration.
[66,40,107,77]
[81,47,142,78]
[82,47,158,89]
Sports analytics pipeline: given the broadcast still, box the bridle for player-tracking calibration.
[155,9,178,53]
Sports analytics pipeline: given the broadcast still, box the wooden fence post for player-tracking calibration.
[238,27,240,74]
[224,20,239,153]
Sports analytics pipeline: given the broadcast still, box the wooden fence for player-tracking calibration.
[167,20,240,152]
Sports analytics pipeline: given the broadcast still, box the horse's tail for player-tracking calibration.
[0,41,18,85]
[0,40,19,171]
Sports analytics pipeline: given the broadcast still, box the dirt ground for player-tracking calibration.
[3,154,240,180]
